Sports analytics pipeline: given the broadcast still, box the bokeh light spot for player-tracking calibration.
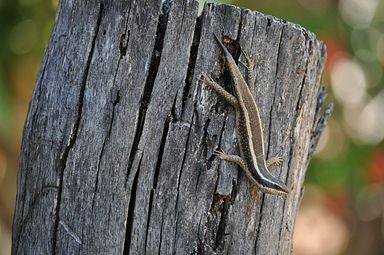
[356,93,384,144]
[293,186,349,255]
[339,0,379,26]
[331,58,367,107]
[344,92,384,144]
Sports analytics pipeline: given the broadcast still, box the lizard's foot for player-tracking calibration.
[213,149,225,159]
[266,156,283,167]
[199,72,214,83]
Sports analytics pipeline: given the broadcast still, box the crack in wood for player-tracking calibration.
[254,194,266,252]
[123,152,143,254]
[125,1,169,183]
[153,117,171,191]
[253,24,285,253]
[267,24,284,157]
[176,123,194,209]
[144,116,170,250]
[180,15,202,120]
[214,197,231,252]
[92,88,120,211]
[123,1,172,253]
[119,2,133,58]
[172,111,195,251]
[59,220,82,245]
[157,211,165,255]
[52,3,104,253]
[170,94,178,120]
[119,31,130,57]
[202,191,234,253]
[216,178,239,252]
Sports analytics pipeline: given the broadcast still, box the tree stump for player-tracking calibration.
[12,0,327,254]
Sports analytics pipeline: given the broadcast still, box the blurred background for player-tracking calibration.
[0,0,383,254]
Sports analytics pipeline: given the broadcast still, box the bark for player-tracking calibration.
[12,0,327,254]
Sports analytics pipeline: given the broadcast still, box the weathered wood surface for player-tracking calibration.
[12,0,326,254]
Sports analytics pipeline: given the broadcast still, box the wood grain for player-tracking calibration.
[12,0,326,254]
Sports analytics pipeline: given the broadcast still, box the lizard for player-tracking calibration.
[200,33,289,196]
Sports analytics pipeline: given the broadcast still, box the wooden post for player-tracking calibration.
[12,0,327,254]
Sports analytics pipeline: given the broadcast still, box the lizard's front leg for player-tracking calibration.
[200,73,239,108]
[213,149,246,170]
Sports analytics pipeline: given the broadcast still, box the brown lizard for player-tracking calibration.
[201,33,289,195]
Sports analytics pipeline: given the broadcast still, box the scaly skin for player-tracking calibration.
[201,33,289,196]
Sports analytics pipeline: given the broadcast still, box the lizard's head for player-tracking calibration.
[259,178,290,196]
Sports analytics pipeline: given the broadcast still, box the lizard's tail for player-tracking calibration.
[213,33,231,58]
